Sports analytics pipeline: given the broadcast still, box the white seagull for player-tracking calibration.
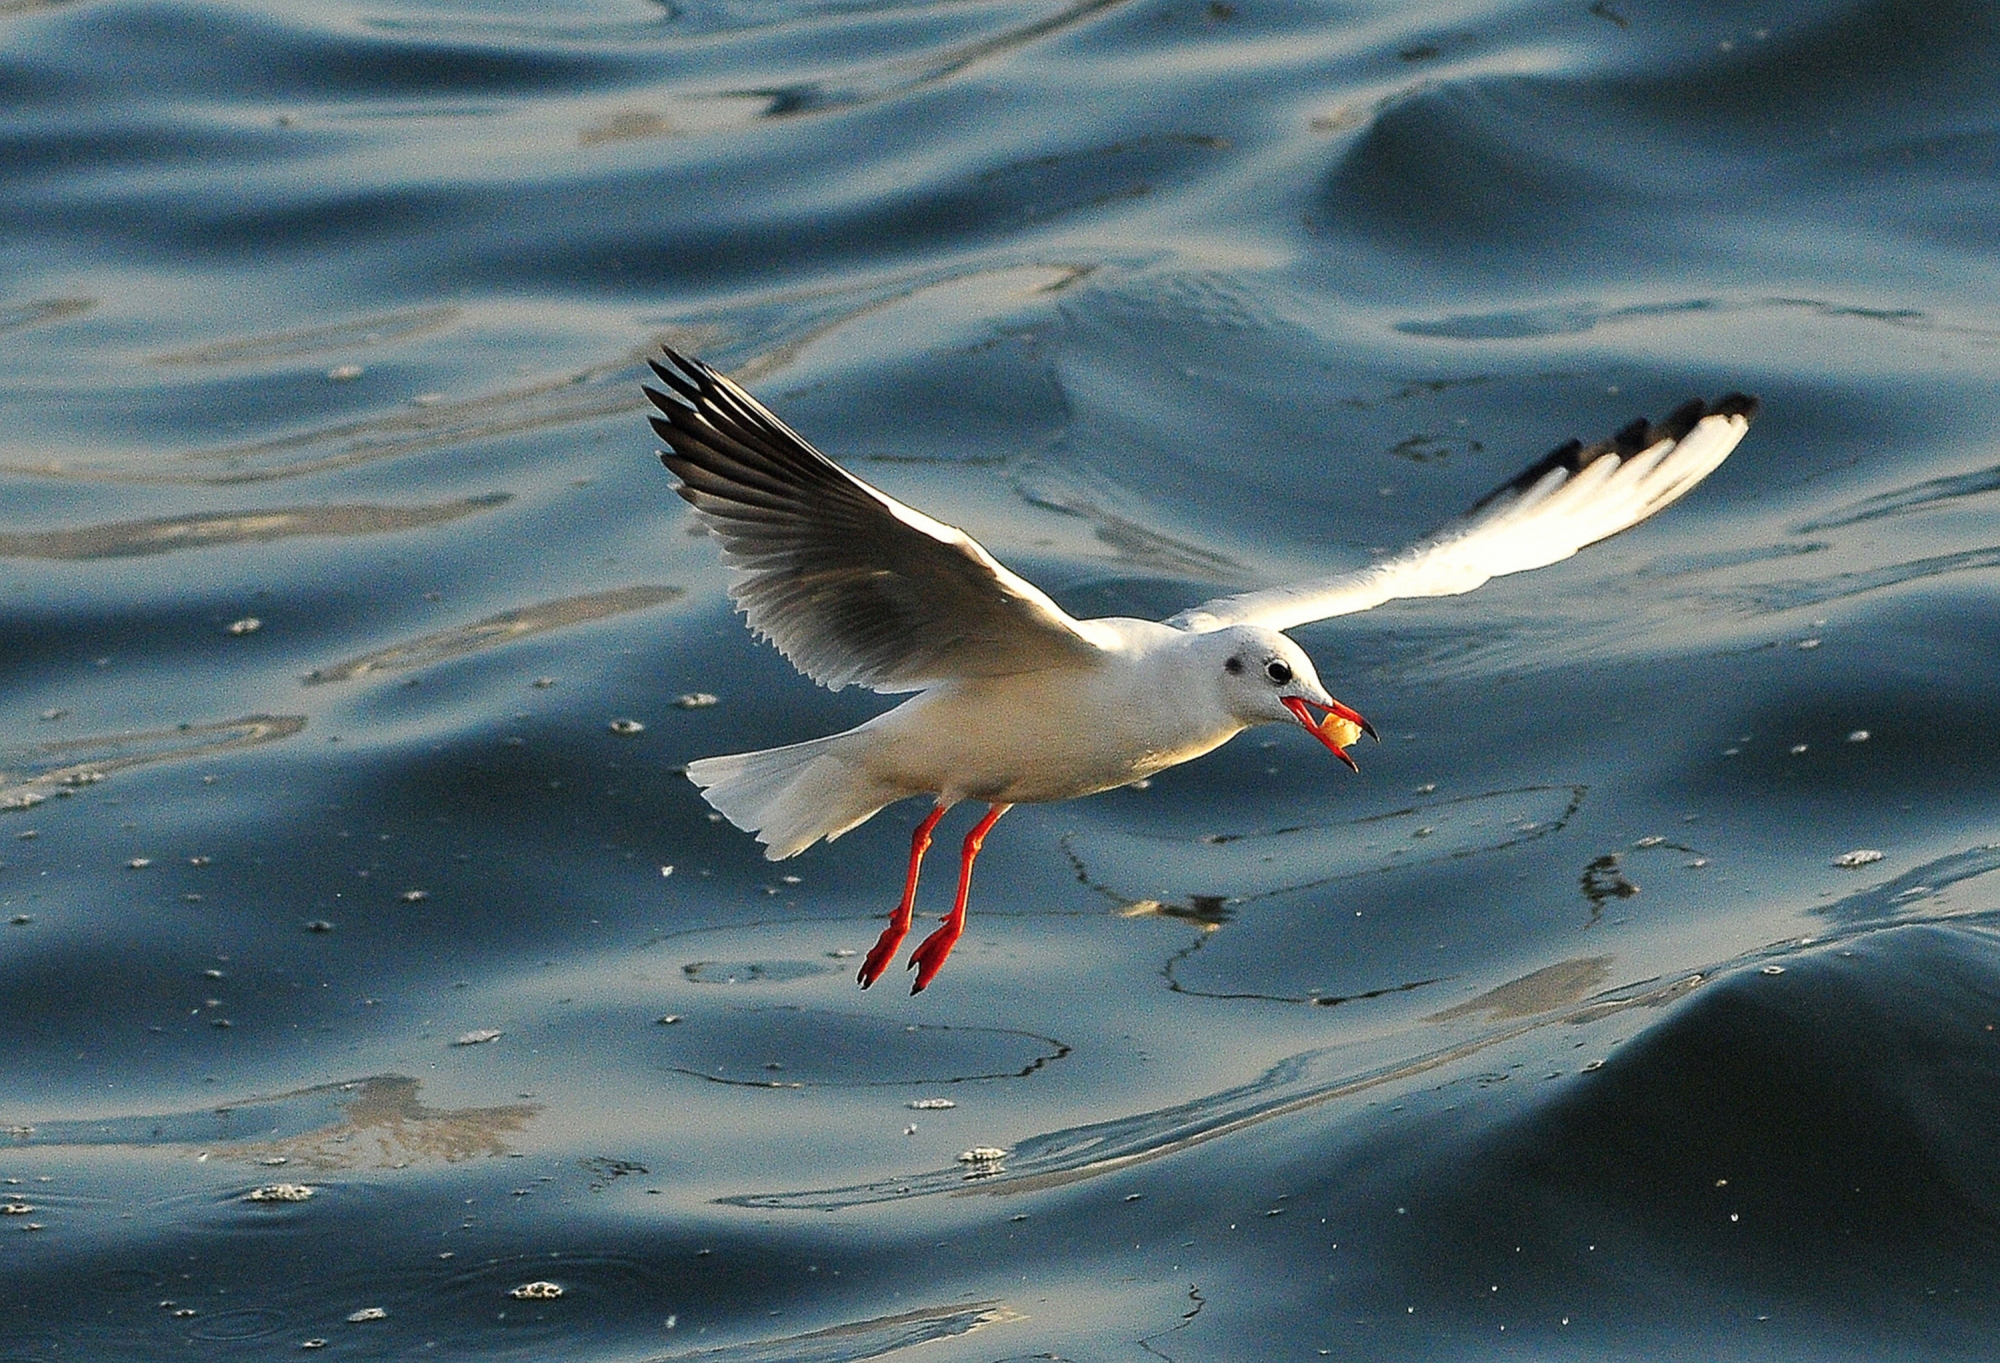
[645,348,1756,992]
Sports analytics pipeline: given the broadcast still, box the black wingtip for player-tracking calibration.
[644,345,725,413]
[651,344,698,379]
[1652,398,1709,445]
[1714,392,1761,421]
[1471,392,1760,513]
[644,347,721,473]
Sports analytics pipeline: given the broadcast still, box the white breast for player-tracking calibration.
[838,619,1243,805]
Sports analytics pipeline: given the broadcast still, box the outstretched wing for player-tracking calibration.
[646,347,1115,692]
[1166,395,1758,633]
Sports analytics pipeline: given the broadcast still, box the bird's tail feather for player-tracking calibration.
[686,734,893,861]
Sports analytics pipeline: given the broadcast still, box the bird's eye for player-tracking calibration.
[1265,659,1293,684]
[1225,656,1244,675]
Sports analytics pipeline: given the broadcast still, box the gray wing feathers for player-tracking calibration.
[646,348,1104,692]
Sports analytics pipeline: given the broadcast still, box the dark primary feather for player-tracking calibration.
[645,347,1104,693]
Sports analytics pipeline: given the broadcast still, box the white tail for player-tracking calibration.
[686,732,897,860]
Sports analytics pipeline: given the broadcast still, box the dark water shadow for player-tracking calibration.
[1330,918,2000,1358]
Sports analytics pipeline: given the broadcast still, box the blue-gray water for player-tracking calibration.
[4,0,1999,1357]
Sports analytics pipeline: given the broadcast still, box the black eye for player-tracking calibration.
[1225,656,1244,675]
[1265,659,1292,684]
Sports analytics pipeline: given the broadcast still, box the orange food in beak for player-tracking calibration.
[1281,696,1376,772]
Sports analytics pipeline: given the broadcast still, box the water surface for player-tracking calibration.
[4,0,2000,1357]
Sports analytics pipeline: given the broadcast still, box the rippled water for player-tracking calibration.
[4,0,1999,1357]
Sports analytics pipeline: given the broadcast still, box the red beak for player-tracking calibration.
[1282,696,1377,773]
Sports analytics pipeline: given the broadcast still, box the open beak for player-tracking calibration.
[1282,696,1378,773]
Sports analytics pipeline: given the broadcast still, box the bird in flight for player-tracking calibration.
[644,347,1756,993]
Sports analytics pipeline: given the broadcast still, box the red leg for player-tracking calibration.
[908,803,1011,994]
[858,804,948,989]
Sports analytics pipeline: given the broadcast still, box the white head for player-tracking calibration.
[1203,626,1376,770]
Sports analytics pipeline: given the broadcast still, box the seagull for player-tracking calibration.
[644,347,1756,993]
